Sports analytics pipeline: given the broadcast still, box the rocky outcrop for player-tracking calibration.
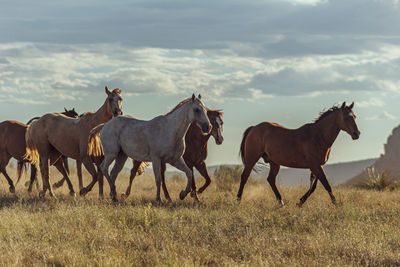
[347,125,400,185]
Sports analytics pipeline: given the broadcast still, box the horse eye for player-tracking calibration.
[194,108,201,113]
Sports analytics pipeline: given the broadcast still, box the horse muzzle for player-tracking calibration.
[201,123,211,134]
[215,135,224,145]
[351,131,360,140]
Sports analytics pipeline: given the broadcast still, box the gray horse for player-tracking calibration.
[88,94,211,202]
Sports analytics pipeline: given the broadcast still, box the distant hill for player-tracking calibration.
[166,158,376,186]
[347,125,400,186]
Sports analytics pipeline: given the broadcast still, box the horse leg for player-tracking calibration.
[39,155,54,198]
[53,158,76,196]
[310,165,336,205]
[196,162,212,194]
[99,154,118,201]
[266,162,283,206]
[121,160,142,199]
[62,156,70,174]
[79,157,101,197]
[237,153,260,201]
[28,164,38,192]
[107,152,128,200]
[76,160,83,190]
[169,157,195,201]
[151,158,163,202]
[160,162,172,202]
[297,173,318,207]
[0,165,15,193]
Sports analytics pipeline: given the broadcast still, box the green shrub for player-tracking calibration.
[213,165,246,192]
[356,167,399,191]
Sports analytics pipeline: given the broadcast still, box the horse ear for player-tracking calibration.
[341,102,346,109]
[192,93,195,102]
[72,108,76,112]
[64,107,68,112]
[105,86,111,95]
[198,94,201,99]
[349,102,354,109]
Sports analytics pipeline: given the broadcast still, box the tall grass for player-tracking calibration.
[0,165,399,266]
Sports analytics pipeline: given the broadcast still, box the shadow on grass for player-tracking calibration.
[0,193,46,209]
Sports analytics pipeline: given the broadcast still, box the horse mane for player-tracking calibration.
[314,105,340,123]
[165,98,193,116]
[207,108,223,117]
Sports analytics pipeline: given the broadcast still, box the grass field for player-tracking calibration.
[0,165,399,266]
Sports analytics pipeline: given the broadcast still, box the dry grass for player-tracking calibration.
[0,165,399,266]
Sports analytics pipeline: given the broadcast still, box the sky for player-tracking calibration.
[1,0,400,167]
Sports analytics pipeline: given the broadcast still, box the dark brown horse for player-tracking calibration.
[122,109,224,200]
[0,108,78,193]
[237,102,360,206]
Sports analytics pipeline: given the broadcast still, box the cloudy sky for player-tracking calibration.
[1,0,400,167]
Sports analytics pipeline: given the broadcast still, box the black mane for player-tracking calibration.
[314,105,340,123]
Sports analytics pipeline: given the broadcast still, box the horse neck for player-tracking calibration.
[165,103,193,141]
[186,124,210,149]
[314,113,341,149]
[91,99,113,127]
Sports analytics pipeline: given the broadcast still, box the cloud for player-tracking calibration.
[354,98,385,108]
[366,111,397,121]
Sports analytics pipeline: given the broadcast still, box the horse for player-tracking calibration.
[24,86,122,198]
[237,102,360,206]
[87,94,211,202]
[0,108,78,194]
[24,108,79,192]
[121,108,224,201]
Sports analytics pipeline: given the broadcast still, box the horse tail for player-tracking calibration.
[88,124,104,157]
[16,161,29,185]
[239,126,254,165]
[137,162,150,176]
[24,120,40,167]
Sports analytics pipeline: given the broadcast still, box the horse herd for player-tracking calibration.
[0,86,360,206]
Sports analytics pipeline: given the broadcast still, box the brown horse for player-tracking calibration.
[237,102,360,206]
[0,108,78,194]
[25,87,122,198]
[24,108,79,192]
[122,109,224,200]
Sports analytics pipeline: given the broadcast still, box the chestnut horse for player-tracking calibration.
[238,102,360,206]
[88,94,211,202]
[122,109,224,200]
[0,108,78,193]
[24,87,122,198]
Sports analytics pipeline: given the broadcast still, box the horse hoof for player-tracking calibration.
[53,182,63,189]
[121,193,128,200]
[276,200,284,208]
[9,186,15,194]
[39,191,45,198]
[179,190,186,200]
[190,191,199,201]
[296,202,303,208]
[70,191,77,197]
[112,197,118,203]
[79,188,88,196]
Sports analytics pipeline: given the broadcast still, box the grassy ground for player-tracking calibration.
[0,166,399,266]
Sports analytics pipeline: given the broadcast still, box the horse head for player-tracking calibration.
[338,102,360,140]
[105,86,123,117]
[188,94,211,134]
[207,109,224,145]
[63,107,79,118]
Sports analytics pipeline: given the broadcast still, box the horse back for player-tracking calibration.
[0,120,28,160]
